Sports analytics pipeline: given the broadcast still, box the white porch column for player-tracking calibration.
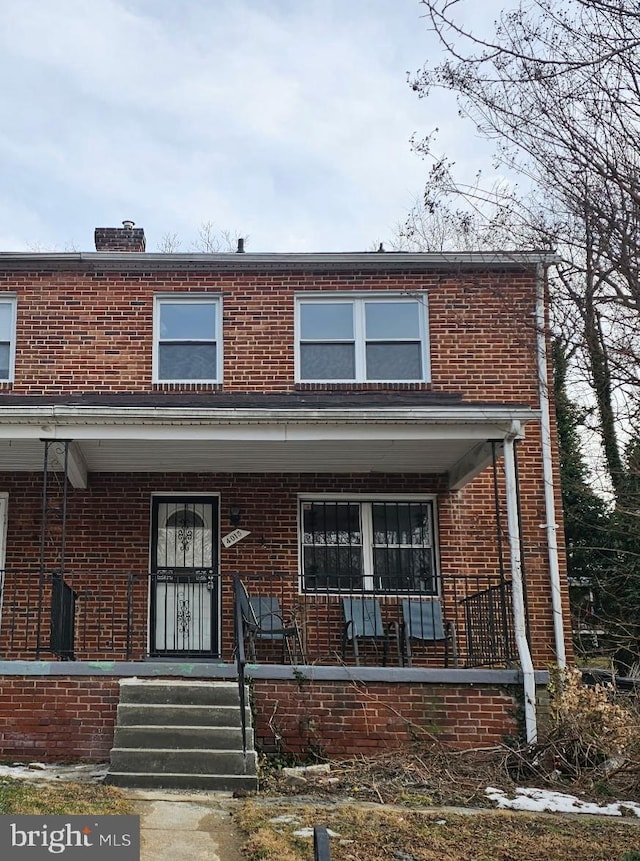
[503,435,538,743]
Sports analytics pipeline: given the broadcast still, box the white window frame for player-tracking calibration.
[298,493,439,594]
[0,296,17,383]
[153,294,223,384]
[295,293,430,383]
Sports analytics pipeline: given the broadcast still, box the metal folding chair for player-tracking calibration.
[239,581,305,663]
[341,597,393,665]
[401,598,458,667]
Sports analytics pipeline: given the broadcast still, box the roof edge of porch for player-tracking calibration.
[0,403,541,427]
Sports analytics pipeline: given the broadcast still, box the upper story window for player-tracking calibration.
[0,297,17,382]
[153,296,222,383]
[296,295,429,383]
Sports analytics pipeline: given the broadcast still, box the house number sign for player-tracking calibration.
[221,528,251,548]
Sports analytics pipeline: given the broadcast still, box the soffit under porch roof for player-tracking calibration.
[0,392,539,490]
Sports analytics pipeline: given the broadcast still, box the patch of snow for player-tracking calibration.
[486,786,640,817]
[0,763,108,783]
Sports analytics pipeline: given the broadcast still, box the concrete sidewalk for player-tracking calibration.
[127,790,247,861]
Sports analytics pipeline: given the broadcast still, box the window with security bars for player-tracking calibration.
[301,499,437,593]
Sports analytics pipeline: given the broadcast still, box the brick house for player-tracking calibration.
[0,224,570,769]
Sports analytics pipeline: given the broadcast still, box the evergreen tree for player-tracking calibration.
[553,341,612,658]
[597,438,640,674]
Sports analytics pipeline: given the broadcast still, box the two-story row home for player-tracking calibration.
[0,223,570,789]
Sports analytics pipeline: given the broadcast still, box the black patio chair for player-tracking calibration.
[238,581,305,664]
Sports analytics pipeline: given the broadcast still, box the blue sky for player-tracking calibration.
[0,0,500,253]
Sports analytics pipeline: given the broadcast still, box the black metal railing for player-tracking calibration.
[234,570,518,668]
[232,574,249,762]
[460,580,517,666]
[0,569,147,661]
[0,568,519,668]
[50,574,76,660]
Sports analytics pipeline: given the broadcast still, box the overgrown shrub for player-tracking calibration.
[547,667,637,774]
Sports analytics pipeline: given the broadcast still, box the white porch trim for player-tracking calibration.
[0,404,539,487]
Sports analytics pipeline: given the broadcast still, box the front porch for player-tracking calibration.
[0,568,517,670]
[0,394,564,760]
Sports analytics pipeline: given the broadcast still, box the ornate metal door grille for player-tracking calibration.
[150,496,219,657]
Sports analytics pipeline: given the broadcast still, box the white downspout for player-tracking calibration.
[535,263,567,668]
[503,434,538,743]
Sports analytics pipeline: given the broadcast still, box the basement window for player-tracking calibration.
[300,498,437,593]
[0,297,16,382]
[296,295,430,382]
[153,295,222,383]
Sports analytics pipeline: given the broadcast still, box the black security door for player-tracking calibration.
[150,496,219,657]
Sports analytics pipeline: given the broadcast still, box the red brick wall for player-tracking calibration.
[0,261,570,666]
[0,267,538,401]
[252,678,520,754]
[0,674,520,761]
[0,677,119,761]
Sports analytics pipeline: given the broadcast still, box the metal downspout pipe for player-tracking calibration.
[503,433,538,743]
[536,264,567,669]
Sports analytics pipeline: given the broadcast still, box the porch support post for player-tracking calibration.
[503,433,538,744]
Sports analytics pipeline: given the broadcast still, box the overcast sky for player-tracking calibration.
[0,0,501,253]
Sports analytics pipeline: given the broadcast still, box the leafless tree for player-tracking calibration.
[155,221,246,253]
[410,0,640,499]
[405,0,640,668]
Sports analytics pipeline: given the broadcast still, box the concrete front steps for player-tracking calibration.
[105,679,257,791]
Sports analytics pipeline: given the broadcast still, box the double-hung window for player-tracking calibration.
[0,296,17,382]
[154,295,221,383]
[296,295,429,382]
[300,498,437,594]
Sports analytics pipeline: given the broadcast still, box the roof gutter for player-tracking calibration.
[0,250,561,273]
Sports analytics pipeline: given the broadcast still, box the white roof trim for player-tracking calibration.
[0,404,540,427]
[0,250,559,272]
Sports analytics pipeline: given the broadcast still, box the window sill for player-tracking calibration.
[152,382,223,392]
[295,382,432,391]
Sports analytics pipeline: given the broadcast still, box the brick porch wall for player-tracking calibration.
[251,679,520,755]
[0,674,521,762]
[0,677,120,760]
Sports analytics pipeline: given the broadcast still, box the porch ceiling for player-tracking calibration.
[0,436,490,474]
[0,402,540,488]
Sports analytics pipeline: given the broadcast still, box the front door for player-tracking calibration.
[150,496,219,657]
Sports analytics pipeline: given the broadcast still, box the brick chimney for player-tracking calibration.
[94,220,146,252]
